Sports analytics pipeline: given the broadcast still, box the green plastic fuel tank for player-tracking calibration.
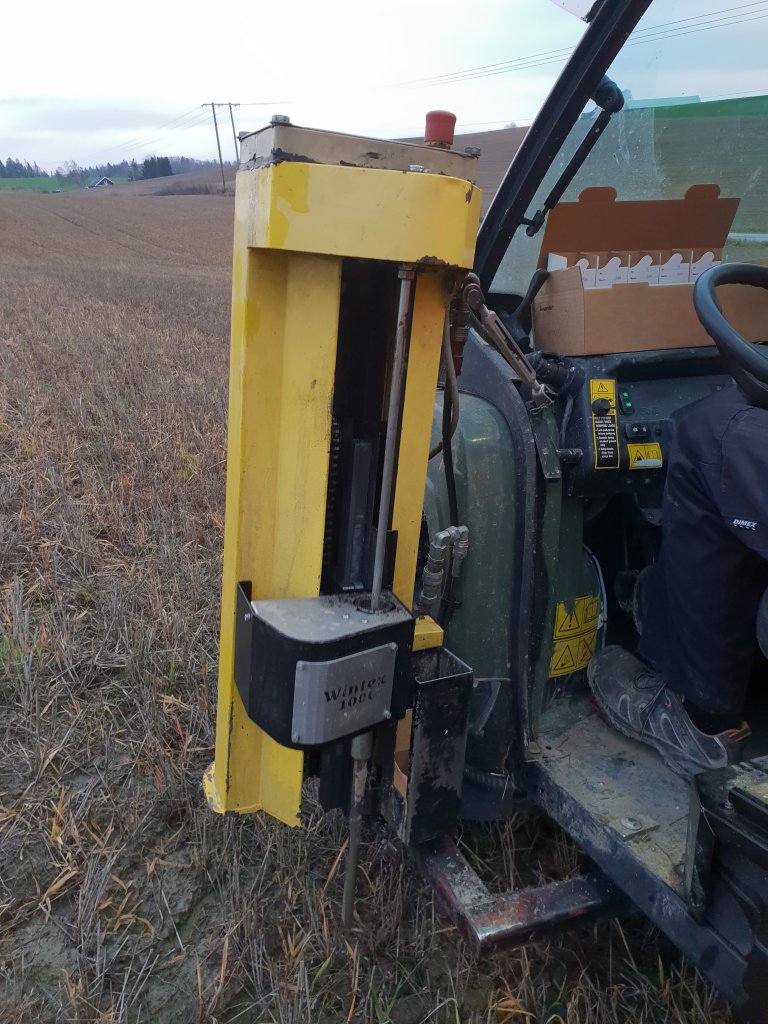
[424,393,516,681]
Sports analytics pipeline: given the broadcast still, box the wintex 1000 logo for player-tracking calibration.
[324,675,387,711]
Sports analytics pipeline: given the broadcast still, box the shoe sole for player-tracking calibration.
[586,662,700,779]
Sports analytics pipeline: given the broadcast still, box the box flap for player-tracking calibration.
[538,184,740,265]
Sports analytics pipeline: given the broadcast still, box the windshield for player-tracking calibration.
[492,0,768,295]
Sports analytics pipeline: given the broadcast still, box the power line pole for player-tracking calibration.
[203,103,227,192]
[228,103,240,163]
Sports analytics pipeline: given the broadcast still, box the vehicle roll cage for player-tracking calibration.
[475,0,653,291]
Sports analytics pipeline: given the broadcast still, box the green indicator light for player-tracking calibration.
[626,402,633,408]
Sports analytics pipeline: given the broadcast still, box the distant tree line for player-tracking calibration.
[141,156,173,179]
[1,155,223,186]
[0,158,46,178]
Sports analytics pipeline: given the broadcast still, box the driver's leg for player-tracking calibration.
[589,391,768,775]
[640,399,768,724]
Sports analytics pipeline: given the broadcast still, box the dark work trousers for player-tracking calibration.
[640,389,768,717]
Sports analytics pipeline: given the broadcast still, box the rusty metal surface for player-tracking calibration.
[683,757,768,1021]
[687,755,768,895]
[239,123,478,181]
[529,740,768,1017]
[401,650,472,845]
[539,709,689,892]
[461,273,545,399]
[415,835,617,953]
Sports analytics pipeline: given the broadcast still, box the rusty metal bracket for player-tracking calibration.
[461,273,552,413]
[415,834,619,952]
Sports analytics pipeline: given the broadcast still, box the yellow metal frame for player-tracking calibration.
[244,162,480,267]
[413,616,444,652]
[206,154,480,825]
[391,271,454,605]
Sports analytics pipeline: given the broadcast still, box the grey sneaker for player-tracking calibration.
[587,646,751,777]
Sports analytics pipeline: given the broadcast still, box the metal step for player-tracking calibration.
[415,834,619,952]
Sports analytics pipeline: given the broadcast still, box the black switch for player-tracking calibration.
[592,398,612,415]
[624,422,650,440]
[618,388,634,414]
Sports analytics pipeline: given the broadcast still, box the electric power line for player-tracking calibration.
[202,103,240,191]
[389,1,768,90]
[231,1,767,117]
[112,109,210,157]
[412,13,768,90]
[114,105,205,151]
[237,100,294,107]
[398,10,768,90]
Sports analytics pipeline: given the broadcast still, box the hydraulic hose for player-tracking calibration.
[418,528,453,619]
[442,365,459,531]
[419,525,469,619]
[430,308,459,460]
[438,375,460,629]
[463,762,515,795]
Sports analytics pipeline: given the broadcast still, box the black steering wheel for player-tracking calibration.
[693,262,768,407]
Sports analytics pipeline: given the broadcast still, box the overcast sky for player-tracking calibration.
[2,0,766,170]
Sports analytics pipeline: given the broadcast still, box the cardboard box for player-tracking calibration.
[533,185,768,356]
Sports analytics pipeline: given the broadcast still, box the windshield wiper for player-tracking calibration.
[521,75,624,237]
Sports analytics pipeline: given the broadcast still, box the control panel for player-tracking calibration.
[563,350,733,496]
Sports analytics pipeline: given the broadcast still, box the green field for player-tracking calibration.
[0,176,129,192]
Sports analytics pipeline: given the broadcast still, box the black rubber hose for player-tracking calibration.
[442,378,459,531]
[437,376,460,630]
[559,393,575,449]
[463,762,515,795]
[430,312,459,460]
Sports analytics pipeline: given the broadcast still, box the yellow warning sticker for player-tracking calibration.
[553,595,600,638]
[549,594,600,678]
[589,379,616,408]
[627,442,663,470]
[550,632,598,678]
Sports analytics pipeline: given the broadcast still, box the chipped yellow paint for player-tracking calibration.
[413,616,444,651]
[245,162,481,267]
[206,174,342,825]
[391,272,455,608]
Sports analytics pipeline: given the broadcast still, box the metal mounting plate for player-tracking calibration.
[291,643,397,745]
